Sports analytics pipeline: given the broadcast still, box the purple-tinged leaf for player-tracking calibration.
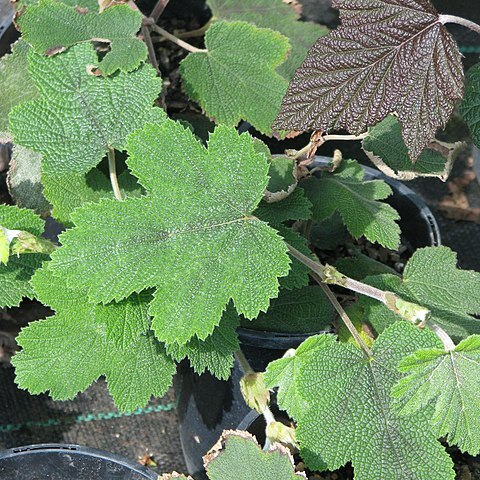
[274,0,464,160]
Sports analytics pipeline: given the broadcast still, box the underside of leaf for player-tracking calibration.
[362,115,462,181]
[274,0,464,160]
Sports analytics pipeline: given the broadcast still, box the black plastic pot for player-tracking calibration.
[0,18,18,57]
[174,156,441,478]
[0,444,158,479]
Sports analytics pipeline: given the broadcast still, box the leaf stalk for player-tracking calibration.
[439,15,480,35]
[310,271,373,358]
[430,324,456,352]
[150,25,207,53]
[287,244,431,327]
[107,147,123,201]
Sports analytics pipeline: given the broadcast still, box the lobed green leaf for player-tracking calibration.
[393,335,480,455]
[9,43,164,175]
[17,0,146,75]
[46,121,291,345]
[180,21,290,136]
[302,160,401,249]
[295,323,454,479]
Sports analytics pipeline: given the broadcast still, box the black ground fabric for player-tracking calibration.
[0,368,186,475]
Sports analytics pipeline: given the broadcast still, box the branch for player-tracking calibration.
[141,25,162,77]
[149,0,170,22]
[107,147,123,201]
[286,244,431,327]
[439,15,480,35]
[286,132,367,162]
[150,25,207,53]
[311,272,372,358]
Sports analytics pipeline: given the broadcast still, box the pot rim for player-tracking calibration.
[0,443,158,479]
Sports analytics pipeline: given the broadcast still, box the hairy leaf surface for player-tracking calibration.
[205,430,305,480]
[393,335,480,455]
[461,63,480,149]
[274,0,464,160]
[361,247,480,339]
[0,205,47,307]
[9,43,164,175]
[265,335,331,421]
[13,267,175,412]
[14,0,99,11]
[166,306,239,380]
[302,160,400,249]
[43,169,142,225]
[296,323,454,479]
[255,189,312,290]
[207,0,328,80]
[243,285,334,334]
[180,21,290,136]
[363,115,460,181]
[0,40,38,139]
[47,121,291,345]
[17,0,146,75]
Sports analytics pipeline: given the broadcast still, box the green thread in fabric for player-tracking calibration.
[460,46,480,54]
[0,402,175,433]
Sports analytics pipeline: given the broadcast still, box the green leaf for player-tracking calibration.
[159,475,192,480]
[361,246,480,339]
[362,115,460,181]
[14,0,99,12]
[166,306,239,380]
[255,189,312,290]
[265,335,332,421]
[13,267,175,412]
[461,63,480,149]
[47,121,291,345]
[335,250,398,281]
[302,160,401,249]
[0,205,47,307]
[95,289,152,350]
[43,168,142,225]
[264,156,298,203]
[207,0,329,80]
[393,335,480,455]
[7,145,50,215]
[9,43,164,175]
[0,39,38,139]
[242,285,334,334]
[205,430,304,480]
[255,188,311,226]
[309,211,349,251]
[296,323,454,479]
[180,21,290,136]
[17,0,146,75]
